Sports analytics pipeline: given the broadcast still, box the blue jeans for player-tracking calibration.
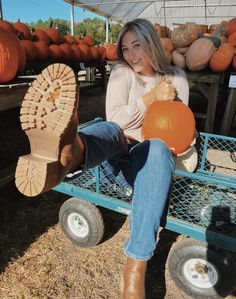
[79,121,175,260]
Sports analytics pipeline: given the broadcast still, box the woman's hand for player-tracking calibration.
[142,81,177,107]
[154,81,176,102]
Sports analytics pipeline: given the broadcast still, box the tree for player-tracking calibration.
[26,17,123,45]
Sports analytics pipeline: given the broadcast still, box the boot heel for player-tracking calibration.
[15,155,58,197]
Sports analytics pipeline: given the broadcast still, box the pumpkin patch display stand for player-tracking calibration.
[15,63,78,197]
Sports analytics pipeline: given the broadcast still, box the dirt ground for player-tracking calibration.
[0,85,235,299]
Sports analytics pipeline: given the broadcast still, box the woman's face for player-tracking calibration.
[121,31,154,76]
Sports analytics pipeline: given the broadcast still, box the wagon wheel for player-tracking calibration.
[167,238,236,298]
[59,197,104,247]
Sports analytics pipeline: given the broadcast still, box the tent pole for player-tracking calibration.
[70,2,75,35]
[0,0,3,20]
[106,18,109,43]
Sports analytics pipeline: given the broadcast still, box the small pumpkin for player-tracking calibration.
[0,20,16,34]
[171,22,199,48]
[0,28,19,83]
[75,36,85,44]
[225,17,236,37]
[90,46,100,61]
[78,43,92,61]
[59,43,73,61]
[141,101,195,155]
[8,31,26,72]
[82,35,93,46]
[71,44,82,61]
[160,38,175,52]
[232,55,236,71]
[209,43,235,72]
[104,43,118,61]
[227,31,236,48]
[175,46,189,54]
[64,34,78,45]
[97,46,106,60]
[32,28,50,45]
[185,37,216,71]
[48,44,63,60]
[44,28,64,45]
[198,24,208,34]
[34,40,49,60]
[13,21,32,40]
[171,50,186,69]
[21,39,36,61]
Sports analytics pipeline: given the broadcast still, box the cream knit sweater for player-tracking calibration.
[106,62,189,142]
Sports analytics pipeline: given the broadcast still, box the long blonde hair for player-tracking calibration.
[116,18,174,74]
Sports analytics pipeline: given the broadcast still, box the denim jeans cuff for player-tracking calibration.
[123,245,152,261]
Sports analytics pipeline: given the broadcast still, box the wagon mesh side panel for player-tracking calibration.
[65,169,97,192]
[65,167,133,202]
[197,134,236,178]
[98,166,133,202]
[169,177,236,238]
[169,134,236,239]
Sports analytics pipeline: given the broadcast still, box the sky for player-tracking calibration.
[1,0,101,23]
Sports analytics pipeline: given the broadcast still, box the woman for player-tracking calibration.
[15,19,191,299]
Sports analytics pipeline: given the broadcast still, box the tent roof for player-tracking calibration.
[63,0,236,29]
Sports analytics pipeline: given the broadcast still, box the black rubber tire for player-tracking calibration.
[59,197,104,247]
[167,238,236,299]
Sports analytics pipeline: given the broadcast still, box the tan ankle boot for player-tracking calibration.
[15,63,84,197]
[122,257,147,299]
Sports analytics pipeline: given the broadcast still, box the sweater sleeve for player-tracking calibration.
[172,68,189,105]
[106,64,145,130]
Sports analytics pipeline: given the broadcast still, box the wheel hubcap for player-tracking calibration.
[183,258,218,289]
[67,212,89,238]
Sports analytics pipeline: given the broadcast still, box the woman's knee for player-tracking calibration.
[149,138,171,157]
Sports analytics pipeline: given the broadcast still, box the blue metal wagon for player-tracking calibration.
[54,119,236,299]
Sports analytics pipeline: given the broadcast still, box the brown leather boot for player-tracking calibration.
[122,257,147,299]
[15,63,84,197]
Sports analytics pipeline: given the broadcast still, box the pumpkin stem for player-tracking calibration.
[212,23,226,37]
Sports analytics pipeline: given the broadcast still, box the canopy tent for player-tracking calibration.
[63,0,236,29]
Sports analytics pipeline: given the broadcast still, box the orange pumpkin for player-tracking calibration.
[64,34,77,45]
[82,35,93,46]
[75,36,85,44]
[97,46,106,60]
[104,43,118,60]
[141,101,195,155]
[160,38,175,52]
[34,40,49,60]
[13,21,32,40]
[32,28,50,45]
[21,40,36,61]
[59,43,73,60]
[48,44,63,60]
[209,43,235,72]
[90,46,100,60]
[0,28,19,83]
[71,44,82,61]
[8,31,26,72]
[78,43,92,61]
[225,17,236,37]
[0,20,16,34]
[44,28,64,45]
[232,55,236,71]
[227,31,236,48]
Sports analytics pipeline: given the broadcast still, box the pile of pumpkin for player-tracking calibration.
[0,19,118,84]
[157,17,236,73]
